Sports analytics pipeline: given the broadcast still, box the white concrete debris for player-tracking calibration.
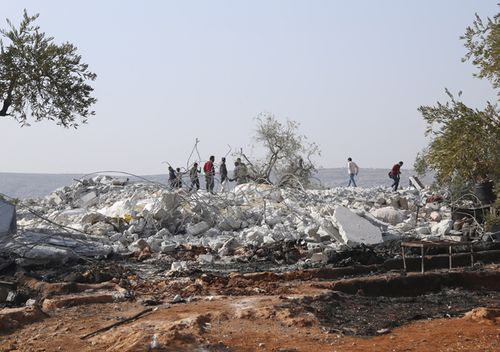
[170,261,189,272]
[128,238,150,252]
[370,207,405,225]
[431,219,453,236]
[0,175,468,264]
[198,254,214,264]
[187,221,210,236]
[333,206,383,246]
[310,252,328,263]
[430,211,442,222]
[0,231,112,263]
[77,191,98,208]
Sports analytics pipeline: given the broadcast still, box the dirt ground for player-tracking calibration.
[1,264,499,351]
[1,299,499,352]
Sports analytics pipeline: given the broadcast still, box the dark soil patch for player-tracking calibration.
[279,288,500,336]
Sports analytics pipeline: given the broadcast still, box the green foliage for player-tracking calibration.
[413,149,429,177]
[0,10,96,128]
[417,6,500,188]
[462,8,500,93]
[417,90,500,185]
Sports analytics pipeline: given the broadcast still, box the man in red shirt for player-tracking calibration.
[389,161,403,191]
[203,155,215,193]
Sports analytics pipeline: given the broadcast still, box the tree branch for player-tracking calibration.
[0,80,15,116]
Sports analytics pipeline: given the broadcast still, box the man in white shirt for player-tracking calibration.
[347,157,359,187]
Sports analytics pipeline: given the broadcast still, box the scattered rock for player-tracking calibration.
[431,220,453,236]
[430,211,442,222]
[187,221,210,236]
[77,191,98,208]
[370,207,405,225]
[463,307,500,324]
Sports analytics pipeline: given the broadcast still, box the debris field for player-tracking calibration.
[1,176,499,351]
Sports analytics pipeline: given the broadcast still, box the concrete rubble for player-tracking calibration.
[0,175,494,266]
[333,206,383,246]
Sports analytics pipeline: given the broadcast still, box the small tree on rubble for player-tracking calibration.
[241,112,320,187]
[0,10,97,128]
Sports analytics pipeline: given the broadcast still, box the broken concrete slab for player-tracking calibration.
[318,219,343,243]
[310,252,328,264]
[170,261,189,272]
[128,238,150,252]
[187,221,210,236]
[0,200,16,235]
[76,191,98,208]
[198,254,214,264]
[332,206,383,246]
[431,219,453,236]
[409,176,425,191]
[0,231,112,262]
[352,209,389,231]
[218,216,242,231]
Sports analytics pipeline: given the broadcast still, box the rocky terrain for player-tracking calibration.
[3,175,483,267]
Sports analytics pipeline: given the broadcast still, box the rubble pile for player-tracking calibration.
[0,175,492,267]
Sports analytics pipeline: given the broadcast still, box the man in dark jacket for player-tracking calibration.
[389,161,403,191]
[203,156,215,193]
[220,157,228,192]
[175,167,183,188]
[168,166,176,190]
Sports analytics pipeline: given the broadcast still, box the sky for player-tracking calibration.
[0,0,498,174]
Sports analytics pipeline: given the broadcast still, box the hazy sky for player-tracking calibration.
[1,0,498,174]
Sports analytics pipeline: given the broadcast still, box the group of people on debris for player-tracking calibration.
[168,156,249,193]
[169,156,404,193]
[346,157,404,191]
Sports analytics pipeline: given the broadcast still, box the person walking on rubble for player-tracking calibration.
[189,163,200,191]
[175,167,183,188]
[347,157,359,187]
[203,156,216,193]
[219,157,229,192]
[230,158,249,185]
[168,166,177,190]
[389,161,404,191]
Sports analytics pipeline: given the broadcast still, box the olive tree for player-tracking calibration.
[239,112,320,187]
[416,89,499,184]
[416,6,500,187]
[0,10,96,128]
[462,10,500,92]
